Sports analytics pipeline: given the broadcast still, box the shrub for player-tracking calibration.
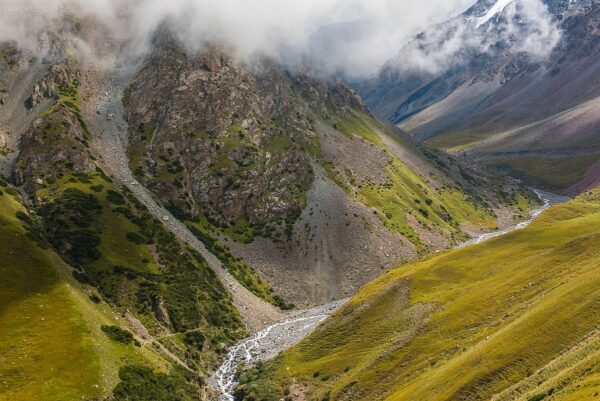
[89,294,102,304]
[112,365,198,401]
[528,393,547,401]
[101,325,138,346]
[126,231,146,245]
[183,331,205,351]
[273,295,294,310]
[106,189,126,205]
[16,211,31,223]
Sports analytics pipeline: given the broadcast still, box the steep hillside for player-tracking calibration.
[122,35,537,307]
[0,38,253,400]
[236,187,600,401]
[0,178,197,400]
[357,0,600,194]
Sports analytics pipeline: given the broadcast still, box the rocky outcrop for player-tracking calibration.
[26,59,80,109]
[14,104,95,194]
[124,36,367,232]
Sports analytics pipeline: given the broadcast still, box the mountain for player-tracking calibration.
[0,21,536,400]
[356,0,600,195]
[118,33,536,308]
[235,187,600,401]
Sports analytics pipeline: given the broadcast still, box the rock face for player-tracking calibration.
[14,104,95,193]
[13,56,93,194]
[25,62,78,109]
[124,36,367,233]
[356,0,600,193]
[121,34,532,305]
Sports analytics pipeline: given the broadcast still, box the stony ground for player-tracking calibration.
[228,164,415,308]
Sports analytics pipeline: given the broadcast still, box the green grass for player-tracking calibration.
[493,154,600,192]
[0,188,168,401]
[326,113,498,251]
[237,188,600,401]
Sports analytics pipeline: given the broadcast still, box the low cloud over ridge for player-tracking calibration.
[0,0,560,77]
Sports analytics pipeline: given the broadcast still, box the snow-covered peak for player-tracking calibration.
[475,0,515,27]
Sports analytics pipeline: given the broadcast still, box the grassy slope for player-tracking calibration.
[238,188,600,401]
[327,113,524,251]
[38,170,246,351]
[0,188,167,401]
[425,132,600,194]
[493,155,600,193]
[1,56,247,400]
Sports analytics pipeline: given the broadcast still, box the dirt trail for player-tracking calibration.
[80,63,285,333]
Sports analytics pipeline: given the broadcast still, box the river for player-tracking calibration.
[210,189,567,400]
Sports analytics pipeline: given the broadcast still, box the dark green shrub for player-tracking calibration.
[528,393,547,401]
[183,331,205,351]
[273,295,294,310]
[16,211,31,223]
[106,189,126,205]
[126,231,146,245]
[89,294,102,304]
[101,325,137,345]
[112,365,198,401]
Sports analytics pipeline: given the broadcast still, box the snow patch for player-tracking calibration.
[476,0,515,27]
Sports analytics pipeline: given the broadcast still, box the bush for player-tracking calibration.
[89,294,102,304]
[126,231,146,245]
[101,325,138,346]
[273,295,295,310]
[183,331,205,351]
[16,211,31,223]
[112,365,198,401]
[528,393,548,401]
[106,189,126,205]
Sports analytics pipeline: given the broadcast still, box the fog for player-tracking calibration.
[0,0,560,77]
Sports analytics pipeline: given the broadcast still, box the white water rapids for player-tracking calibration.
[210,300,346,400]
[211,189,567,400]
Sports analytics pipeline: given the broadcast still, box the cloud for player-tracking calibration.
[0,0,561,77]
[0,0,479,75]
[386,0,562,75]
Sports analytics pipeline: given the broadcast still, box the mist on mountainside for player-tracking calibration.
[0,0,559,77]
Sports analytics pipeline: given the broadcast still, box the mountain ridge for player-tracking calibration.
[356,0,600,195]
